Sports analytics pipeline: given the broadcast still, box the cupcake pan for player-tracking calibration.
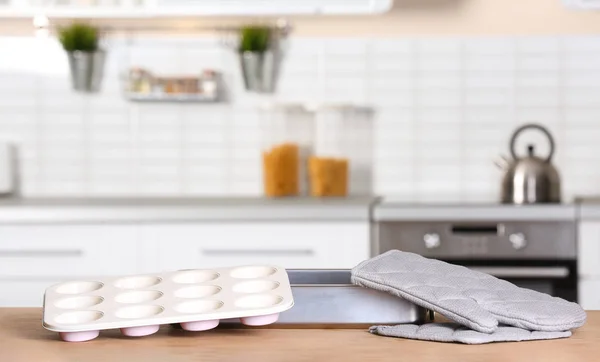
[42,265,294,342]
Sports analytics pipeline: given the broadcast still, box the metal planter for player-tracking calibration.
[67,50,106,93]
[238,50,282,93]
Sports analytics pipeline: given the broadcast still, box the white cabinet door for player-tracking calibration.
[0,224,140,307]
[578,222,600,278]
[579,280,600,310]
[142,222,370,272]
[0,225,139,278]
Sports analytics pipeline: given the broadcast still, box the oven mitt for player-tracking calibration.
[369,323,572,345]
[350,250,587,334]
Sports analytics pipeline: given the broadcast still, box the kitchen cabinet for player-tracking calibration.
[578,221,600,310]
[141,222,370,272]
[0,224,140,307]
[0,221,371,307]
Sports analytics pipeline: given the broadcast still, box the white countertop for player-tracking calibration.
[0,195,599,223]
[0,196,379,223]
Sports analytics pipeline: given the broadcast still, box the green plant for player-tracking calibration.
[58,23,100,52]
[238,25,272,53]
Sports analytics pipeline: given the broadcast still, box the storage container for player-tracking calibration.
[259,103,315,197]
[311,105,374,197]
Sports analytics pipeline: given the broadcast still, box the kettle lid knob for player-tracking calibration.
[510,124,555,163]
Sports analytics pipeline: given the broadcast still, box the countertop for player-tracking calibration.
[2,195,600,223]
[0,196,379,223]
[1,308,598,362]
[374,198,578,221]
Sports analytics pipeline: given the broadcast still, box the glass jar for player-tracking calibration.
[259,103,315,197]
[311,105,374,197]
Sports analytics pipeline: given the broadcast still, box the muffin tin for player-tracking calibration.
[42,265,294,342]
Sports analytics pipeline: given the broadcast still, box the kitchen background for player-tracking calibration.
[2,0,600,311]
[2,0,600,201]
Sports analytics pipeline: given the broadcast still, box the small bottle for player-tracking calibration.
[202,70,217,99]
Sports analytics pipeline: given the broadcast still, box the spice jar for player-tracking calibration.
[311,104,374,197]
[260,103,315,197]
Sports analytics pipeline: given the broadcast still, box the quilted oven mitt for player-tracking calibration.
[350,250,587,344]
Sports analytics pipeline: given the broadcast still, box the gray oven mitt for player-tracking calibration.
[370,323,572,345]
[350,250,586,343]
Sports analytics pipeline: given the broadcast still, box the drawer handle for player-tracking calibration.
[201,249,314,256]
[0,250,83,258]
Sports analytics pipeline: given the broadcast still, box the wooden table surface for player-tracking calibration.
[1,308,599,362]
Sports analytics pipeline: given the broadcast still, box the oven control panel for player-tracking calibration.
[376,221,577,259]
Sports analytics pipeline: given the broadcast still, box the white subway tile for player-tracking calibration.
[417,109,461,124]
[516,37,560,53]
[416,89,461,107]
[416,39,462,54]
[517,73,560,87]
[138,164,180,178]
[323,57,367,74]
[417,74,461,88]
[515,88,560,107]
[137,182,182,196]
[371,39,414,54]
[371,56,413,73]
[565,71,600,87]
[466,90,510,107]
[0,90,37,108]
[369,90,414,107]
[518,56,560,71]
[465,55,515,71]
[184,147,226,160]
[564,87,600,107]
[565,54,600,71]
[228,181,261,195]
[0,73,38,91]
[563,36,600,52]
[464,38,515,55]
[465,73,513,88]
[322,38,368,56]
[416,57,461,72]
[138,148,180,159]
[565,109,600,124]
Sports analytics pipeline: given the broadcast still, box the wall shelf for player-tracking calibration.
[0,0,394,18]
[125,92,219,103]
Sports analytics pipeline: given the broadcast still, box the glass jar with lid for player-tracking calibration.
[259,103,315,197]
[311,104,374,197]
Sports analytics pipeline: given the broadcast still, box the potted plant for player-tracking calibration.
[237,24,284,93]
[58,23,105,92]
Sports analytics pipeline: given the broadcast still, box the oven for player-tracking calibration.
[374,220,578,302]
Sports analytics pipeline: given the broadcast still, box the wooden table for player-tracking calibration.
[1,308,598,362]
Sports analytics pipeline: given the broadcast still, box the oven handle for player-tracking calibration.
[468,266,570,278]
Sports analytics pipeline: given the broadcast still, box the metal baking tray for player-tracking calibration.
[273,269,428,326]
[171,269,428,329]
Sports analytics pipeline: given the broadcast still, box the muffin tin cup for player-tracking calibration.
[42,265,294,342]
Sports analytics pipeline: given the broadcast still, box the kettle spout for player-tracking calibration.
[494,154,511,170]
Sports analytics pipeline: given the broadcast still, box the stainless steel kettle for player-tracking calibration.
[495,123,561,204]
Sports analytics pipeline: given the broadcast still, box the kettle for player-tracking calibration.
[495,123,561,204]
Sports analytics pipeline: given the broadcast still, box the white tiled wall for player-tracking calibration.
[1,34,600,201]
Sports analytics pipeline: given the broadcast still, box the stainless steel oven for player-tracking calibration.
[374,220,578,302]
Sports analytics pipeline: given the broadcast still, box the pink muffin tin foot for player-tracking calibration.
[180,319,220,331]
[120,325,160,337]
[240,313,280,326]
[59,330,100,342]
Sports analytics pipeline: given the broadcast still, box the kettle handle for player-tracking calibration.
[509,123,555,162]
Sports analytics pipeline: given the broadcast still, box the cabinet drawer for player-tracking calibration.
[0,225,139,278]
[143,222,370,271]
[578,222,600,278]
[0,278,65,307]
[579,279,600,310]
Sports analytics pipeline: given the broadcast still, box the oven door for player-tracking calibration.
[440,259,578,302]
